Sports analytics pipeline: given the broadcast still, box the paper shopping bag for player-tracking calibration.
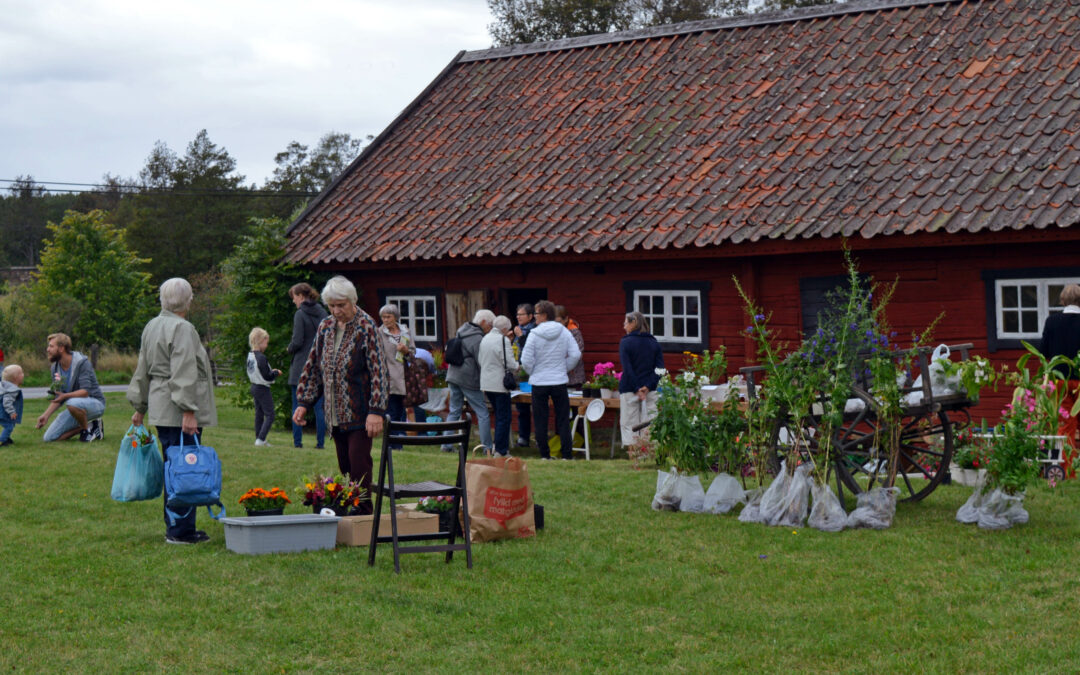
[465,456,536,542]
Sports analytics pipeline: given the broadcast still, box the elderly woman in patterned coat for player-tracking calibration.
[292,276,389,513]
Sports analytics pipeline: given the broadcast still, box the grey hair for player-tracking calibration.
[160,278,193,313]
[493,315,512,333]
[378,303,400,319]
[1061,284,1080,307]
[321,275,358,304]
[473,309,495,325]
[625,310,649,333]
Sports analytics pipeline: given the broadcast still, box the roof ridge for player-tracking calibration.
[461,0,972,63]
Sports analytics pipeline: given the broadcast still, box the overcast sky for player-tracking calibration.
[0,0,494,190]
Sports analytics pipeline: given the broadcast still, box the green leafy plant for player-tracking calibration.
[650,349,745,476]
[417,495,455,513]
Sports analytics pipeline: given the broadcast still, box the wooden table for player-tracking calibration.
[512,391,624,459]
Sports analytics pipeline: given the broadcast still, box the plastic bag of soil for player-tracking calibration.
[757,461,792,525]
[652,470,679,511]
[703,473,745,514]
[651,469,705,512]
[808,481,847,532]
[738,487,764,523]
[956,486,987,524]
[846,486,899,529]
[675,473,706,513]
[976,489,1029,530]
[773,463,813,528]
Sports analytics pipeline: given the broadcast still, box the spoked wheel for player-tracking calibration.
[832,408,954,502]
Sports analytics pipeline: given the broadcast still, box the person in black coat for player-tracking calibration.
[288,283,328,448]
[1038,283,1080,477]
[618,311,664,447]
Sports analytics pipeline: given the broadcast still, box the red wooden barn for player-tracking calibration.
[285,0,1080,424]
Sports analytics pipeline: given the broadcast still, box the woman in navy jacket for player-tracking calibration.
[618,311,664,447]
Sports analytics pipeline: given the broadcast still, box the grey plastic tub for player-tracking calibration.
[221,514,341,554]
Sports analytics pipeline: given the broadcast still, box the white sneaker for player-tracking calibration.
[254,439,270,447]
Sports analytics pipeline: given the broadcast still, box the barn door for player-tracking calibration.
[445,290,488,335]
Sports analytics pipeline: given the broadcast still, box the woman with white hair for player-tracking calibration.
[478,314,520,456]
[128,277,218,545]
[292,276,389,512]
[377,302,416,450]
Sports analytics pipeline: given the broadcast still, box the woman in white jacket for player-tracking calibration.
[521,300,581,460]
[479,315,520,456]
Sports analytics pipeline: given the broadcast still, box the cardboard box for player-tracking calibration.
[336,507,439,546]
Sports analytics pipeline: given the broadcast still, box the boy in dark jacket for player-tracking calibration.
[1,365,24,446]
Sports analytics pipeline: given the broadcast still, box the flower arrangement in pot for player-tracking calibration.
[417,495,459,534]
[238,487,291,516]
[298,474,368,515]
[586,362,620,397]
[48,372,67,400]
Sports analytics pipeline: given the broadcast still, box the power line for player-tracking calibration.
[0,178,319,197]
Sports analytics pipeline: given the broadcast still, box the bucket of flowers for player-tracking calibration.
[417,495,459,534]
[238,487,291,516]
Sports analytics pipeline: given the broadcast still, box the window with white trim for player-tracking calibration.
[633,290,702,343]
[385,294,438,341]
[994,278,1073,340]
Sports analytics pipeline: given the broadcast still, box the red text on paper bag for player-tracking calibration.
[484,486,529,525]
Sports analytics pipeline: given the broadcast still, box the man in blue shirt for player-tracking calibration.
[36,333,106,442]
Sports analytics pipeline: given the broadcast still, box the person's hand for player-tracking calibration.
[272,368,282,376]
[637,387,648,401]
[36,413,48,429]
[366,413,383,438]
[9,413,15,421]
[513,326,523,337]
[131,411,144,427]
[396,342,408,353]
[292,406,308,426]
[181,410,197,436]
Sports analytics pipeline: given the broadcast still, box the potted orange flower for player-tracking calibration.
[238,487,291,516]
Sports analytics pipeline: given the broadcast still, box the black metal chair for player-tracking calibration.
[367,416,473,573]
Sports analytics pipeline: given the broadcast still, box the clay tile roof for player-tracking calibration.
[286,0,1080,265]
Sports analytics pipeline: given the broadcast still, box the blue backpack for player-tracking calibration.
[164,436,225,525]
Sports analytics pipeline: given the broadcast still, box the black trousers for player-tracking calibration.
[251,384,274,441]
[531,384,572,459]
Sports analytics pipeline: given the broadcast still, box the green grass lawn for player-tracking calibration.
[2,393,1079,672]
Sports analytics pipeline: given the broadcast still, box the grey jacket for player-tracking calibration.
[51,350,105,403]
[287,300,328,385]
[446,321,485,391]
[1,380,22,423]
[127,310,217,427]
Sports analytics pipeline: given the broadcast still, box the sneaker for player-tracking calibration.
[440,445,456,453]
[165,530,210,545]
[0,439,12,446]
[254,439,270,447]
[79,428,94,442]
[561,457,573,461]
[91,419,104,441]
[315,444,325,449]
[516,437,529,448]
[540,456,554,461]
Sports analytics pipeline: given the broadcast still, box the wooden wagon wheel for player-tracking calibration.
[830,406,958,503]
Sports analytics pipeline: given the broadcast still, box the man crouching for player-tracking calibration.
[36,333,106,442]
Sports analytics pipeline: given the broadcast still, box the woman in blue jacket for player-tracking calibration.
[618,311,664,447]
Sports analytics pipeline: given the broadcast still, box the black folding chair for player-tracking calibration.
[367,417,473,573]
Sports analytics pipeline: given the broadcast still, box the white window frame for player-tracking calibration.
[385,294,439,341]
[633,289,703,343]
[994,277,1074,340]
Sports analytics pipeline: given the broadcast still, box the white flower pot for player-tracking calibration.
[600,388,614,399]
